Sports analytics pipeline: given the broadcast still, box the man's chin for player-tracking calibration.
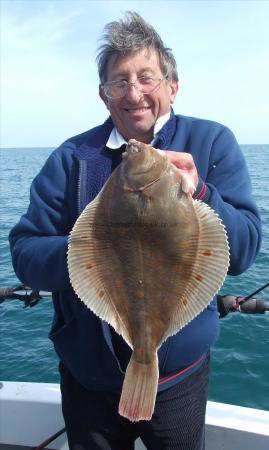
[124,125,154,143]
[124,119,155,139]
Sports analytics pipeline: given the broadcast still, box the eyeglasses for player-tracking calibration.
[101,75,168,99]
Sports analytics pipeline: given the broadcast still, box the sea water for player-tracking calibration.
[0,145,268,411]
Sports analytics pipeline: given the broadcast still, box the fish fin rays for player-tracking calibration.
[162,200,229,341]
[119,352,159,422]
[67,197,133,348]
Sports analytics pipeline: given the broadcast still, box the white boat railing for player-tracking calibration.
[0,381,269,450]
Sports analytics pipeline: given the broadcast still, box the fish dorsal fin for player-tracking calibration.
[67,195,133,349]
[160,199,229,344]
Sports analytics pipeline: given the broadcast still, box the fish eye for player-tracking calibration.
[130,146,141,153]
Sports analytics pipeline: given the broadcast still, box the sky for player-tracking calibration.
[1,0,269,147]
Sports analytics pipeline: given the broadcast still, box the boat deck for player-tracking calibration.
[1,381,269,449]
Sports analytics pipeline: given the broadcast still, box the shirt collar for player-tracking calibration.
[106,111,171,150]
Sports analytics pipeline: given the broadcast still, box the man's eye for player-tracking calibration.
[139,76,153,85]
[113,80,126,87]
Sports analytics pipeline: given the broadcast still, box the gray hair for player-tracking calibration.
[96,11,178,84]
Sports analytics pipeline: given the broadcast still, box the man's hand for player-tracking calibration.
[158,150,199,195]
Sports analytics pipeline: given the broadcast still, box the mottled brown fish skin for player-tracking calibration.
[90,139,202,420]
[92,140,200,364]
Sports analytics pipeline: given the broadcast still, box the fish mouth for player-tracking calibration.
[124,139,144,156]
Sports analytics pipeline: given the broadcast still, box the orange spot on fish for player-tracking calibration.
[163,298,171,305]
[136,346,145,355]
[203,250,212,256]
[99,290,105,298]
[85,263,94,270]
[123,186,135,192]
[114,278,123,289]
[136,289,144,300]
[195,275,204,282]
[150,262,158,271]
[178,241,189,250]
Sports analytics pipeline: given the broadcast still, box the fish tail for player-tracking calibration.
[118,351,159,422]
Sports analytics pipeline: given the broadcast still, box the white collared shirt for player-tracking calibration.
[106,111,171,150]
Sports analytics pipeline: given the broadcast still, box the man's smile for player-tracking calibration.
[124,106,151,114]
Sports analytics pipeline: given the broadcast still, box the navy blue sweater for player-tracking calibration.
[9,114,262,392]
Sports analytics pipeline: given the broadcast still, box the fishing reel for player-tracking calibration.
[217,293,269,318]
[0,285,49,308]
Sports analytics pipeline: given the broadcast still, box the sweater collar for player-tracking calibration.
[106,111,171,150]
[76,109,177,161]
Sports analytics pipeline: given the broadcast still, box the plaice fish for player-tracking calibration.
[67,139,229,422]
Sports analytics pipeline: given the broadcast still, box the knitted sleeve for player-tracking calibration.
[9,144,77,292]
[193,126,262,275]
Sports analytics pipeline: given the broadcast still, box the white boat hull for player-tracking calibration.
[1,381,269,449]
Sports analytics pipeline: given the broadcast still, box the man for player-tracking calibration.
[9,12,261,450]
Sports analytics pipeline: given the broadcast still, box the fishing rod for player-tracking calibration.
[1,283,269,317]
[31,427,66,450]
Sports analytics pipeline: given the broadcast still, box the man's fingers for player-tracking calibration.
[174,167,196,195]
[165,151,194,170]
[159,150,199,189]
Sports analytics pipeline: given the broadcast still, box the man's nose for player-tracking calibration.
[124,83,144,102]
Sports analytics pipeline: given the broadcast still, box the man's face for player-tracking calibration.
[99,49,178,143]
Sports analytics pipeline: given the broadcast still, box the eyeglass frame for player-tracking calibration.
[100,74,169,99]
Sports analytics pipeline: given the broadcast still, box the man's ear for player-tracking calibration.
[99,85,110,109]
[169,81,179,104]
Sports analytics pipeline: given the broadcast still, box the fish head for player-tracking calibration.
[121,139,168,190]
